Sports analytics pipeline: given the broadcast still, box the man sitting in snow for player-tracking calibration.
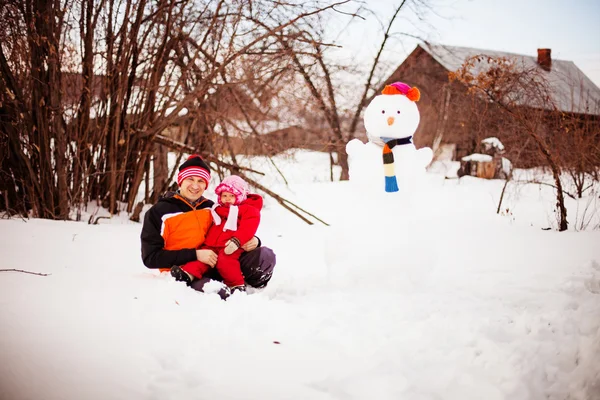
[140,155,276,298]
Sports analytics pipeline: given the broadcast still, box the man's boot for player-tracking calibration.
[170,265,193,286]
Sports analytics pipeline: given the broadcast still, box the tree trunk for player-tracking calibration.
[337,145,350,181]
[529,129,568,231]
[47,1,68,219]
[151,143,168,203]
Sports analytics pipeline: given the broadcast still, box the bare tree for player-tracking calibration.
[552,101,600,198]
[251,0,435,180]
[451,55,576,231]
[0,0,345,219]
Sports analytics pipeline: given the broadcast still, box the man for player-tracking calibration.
[141,154,276,298]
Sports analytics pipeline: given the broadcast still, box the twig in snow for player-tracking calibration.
[0,269,51,276]
[93,216,111,225]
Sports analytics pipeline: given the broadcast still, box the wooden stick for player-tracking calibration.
[151,135,329,226]
[0,269,51,276]
[239,173,319,225]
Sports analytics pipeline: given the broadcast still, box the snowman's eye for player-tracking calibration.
[381,110,385,114]
[397,110,401,114]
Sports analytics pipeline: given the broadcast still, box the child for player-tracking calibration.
[171,175,262,293]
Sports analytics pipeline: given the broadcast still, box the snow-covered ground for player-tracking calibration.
[1,150,599,400]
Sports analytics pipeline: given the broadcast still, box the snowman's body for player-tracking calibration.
[346,84,433,193]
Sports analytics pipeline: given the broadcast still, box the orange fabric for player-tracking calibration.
[158,195,213,273]
[406,87,421,102]
[162,209,212,250]
[382,85,401,95]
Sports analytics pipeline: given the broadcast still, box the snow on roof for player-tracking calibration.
[421,44,600,115]
[461,153,493,162]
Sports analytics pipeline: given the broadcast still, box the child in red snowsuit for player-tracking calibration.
[175,175,262,293]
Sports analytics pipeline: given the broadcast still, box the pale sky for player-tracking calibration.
[334,0,600,87]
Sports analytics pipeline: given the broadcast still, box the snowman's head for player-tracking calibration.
[364,82,421,144]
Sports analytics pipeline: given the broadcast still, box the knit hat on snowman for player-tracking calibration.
[381,81,420,100]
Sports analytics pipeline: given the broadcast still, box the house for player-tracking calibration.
[382,44,600,167]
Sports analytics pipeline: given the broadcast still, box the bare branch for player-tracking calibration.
[151,134,327,225]
[348,0,407,137]
[0,269,51,276]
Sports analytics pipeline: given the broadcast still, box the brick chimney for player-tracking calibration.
[537,48,552,71]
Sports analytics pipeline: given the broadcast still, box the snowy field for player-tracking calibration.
[1,150,600,400]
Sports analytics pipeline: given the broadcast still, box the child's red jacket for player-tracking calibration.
[204,194,262,248]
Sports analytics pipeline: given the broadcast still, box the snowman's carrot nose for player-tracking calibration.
[387,117,395,126]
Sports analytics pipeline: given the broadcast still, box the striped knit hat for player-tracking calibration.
[177,155,211,186]
[381,82,420,193]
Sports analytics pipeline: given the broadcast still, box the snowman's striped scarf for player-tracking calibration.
[383,136,413,193]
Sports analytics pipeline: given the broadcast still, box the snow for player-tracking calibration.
[462,153,493,162]
[481,137,505,152]
[502,157,513,176]
[428,160,461,179]
[1,150,600,400]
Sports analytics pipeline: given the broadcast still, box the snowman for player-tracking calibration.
[325,82,438,288]
[346,81,433,193]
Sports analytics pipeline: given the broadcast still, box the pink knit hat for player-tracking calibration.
[215,175,249,205]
